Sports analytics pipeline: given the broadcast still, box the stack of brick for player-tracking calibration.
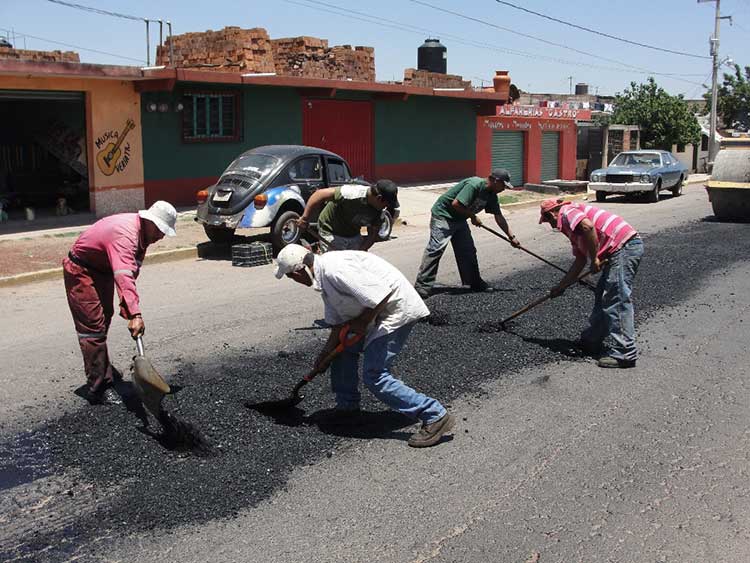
[0,47,79,63]
[156,26,275,73]
[271,37,375,81]
[403,68,471,89]
[155,26,375,81]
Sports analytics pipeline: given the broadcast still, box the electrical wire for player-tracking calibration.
[408,0,706,84]
[0,27,146,63]
[45,0,144,21]
[493,0,709,59]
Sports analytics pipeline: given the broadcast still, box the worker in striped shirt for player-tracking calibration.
[539,199,644,368]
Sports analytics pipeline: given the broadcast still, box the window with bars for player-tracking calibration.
[182,92,241,142]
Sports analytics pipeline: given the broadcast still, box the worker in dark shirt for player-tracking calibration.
[414,169,520,298]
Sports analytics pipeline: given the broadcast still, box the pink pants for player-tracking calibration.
[63,257,116,392]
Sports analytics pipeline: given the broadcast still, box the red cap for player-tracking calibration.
[539,199,569,223]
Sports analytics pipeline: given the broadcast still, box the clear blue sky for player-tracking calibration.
[2,0,749,98]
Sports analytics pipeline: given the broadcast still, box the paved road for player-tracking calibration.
[2,185,749,562]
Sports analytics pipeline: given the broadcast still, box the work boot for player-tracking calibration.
[597,356,636,369]
[470,280,495,293]
[84,385,122,406]
[408,413,456,448]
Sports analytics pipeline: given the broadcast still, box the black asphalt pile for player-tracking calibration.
[2,219,749,562]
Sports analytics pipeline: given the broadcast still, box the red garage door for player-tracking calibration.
[303,99,373,180]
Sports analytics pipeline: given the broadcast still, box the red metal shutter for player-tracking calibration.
[303,99,373,180]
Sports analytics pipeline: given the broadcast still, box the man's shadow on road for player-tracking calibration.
[245,403,452,445]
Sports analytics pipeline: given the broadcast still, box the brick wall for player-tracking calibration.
[0,47,79,63]
[156,26,375,81]
[403,68,470,89]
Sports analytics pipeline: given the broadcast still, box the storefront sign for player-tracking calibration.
[484,119,571,131]
[497,104,591,121]
[95,118,135,176]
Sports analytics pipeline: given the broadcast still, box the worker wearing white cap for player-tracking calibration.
[275,244,456,448]
[63,201,177,405]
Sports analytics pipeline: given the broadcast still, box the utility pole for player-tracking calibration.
[699,0,731,162]
[568,76,573,95]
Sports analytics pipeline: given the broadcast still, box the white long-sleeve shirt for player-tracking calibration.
[312,251,429,348]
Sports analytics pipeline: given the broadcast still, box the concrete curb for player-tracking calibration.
[0,246,199,288]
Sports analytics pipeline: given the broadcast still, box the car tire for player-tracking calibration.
[203,225,235,244]
[646,180,661,203]
[595,191,607,202]
[377,210,394,241]
[271,210,302,252]
[671,175,684,197]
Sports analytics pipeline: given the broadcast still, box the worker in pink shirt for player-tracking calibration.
[539,199,644,369]
[63,201,177,404]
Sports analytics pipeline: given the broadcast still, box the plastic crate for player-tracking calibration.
[231,242,273,267]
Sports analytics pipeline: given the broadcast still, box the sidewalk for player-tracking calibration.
[0,175,709,286]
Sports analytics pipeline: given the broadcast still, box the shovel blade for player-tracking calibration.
[133,355,170,417]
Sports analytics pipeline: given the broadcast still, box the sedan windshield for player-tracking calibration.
[611,153,662,167]
[223,154,279,179]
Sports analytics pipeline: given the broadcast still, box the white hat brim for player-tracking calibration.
[139,210,176,236]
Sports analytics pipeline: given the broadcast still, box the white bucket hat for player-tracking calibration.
[274,244,310,279]
[139,200,177,237]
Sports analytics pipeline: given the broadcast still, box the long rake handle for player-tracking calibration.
[478,223,596,291]
[500,268,595,326]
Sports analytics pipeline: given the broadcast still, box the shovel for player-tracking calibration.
[477,223,597,292]
[250,324,362,411]
[132,335,171,418]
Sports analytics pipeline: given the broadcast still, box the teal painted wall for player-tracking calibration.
[374,96,476,165]
[141,85,302,181]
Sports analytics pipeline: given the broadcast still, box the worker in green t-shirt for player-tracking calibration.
[414,169,521,298]
[297,180,399,251]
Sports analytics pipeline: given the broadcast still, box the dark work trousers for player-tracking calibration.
[63,257,116,392]
[414,215,482,295]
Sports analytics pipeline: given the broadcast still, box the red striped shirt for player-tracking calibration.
[557,203,637,259]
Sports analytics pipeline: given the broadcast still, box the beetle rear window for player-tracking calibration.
[224,154,279,178]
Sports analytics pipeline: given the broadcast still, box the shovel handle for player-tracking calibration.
[136,335,145,357]
[500,268,595,326]
[478,224,596,292]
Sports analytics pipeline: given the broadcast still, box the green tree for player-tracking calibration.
[612,77,700,150]
[705,64,750,130]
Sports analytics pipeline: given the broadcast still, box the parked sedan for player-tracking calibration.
[589,150,689,203]
[195,145,395,251]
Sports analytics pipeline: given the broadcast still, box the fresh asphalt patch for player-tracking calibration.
[1,218,748,562]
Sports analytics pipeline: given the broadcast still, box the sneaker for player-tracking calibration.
[408,413,456,448]
[597,356,636,369]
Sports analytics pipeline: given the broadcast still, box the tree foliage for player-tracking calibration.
[705,64,750,130]
[611,78,700,150]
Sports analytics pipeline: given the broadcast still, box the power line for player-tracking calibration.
[45,0,144,22]
[493,0,709,59]
[408,0,706,85]
[0,27,146,63]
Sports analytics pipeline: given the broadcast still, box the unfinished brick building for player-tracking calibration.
[156,26,375,81]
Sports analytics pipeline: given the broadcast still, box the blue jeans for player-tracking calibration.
[329,323,446,424]
[581,237,644,361]
[414,216,482,294]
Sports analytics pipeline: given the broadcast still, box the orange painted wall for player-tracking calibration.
[0,75,144,216]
